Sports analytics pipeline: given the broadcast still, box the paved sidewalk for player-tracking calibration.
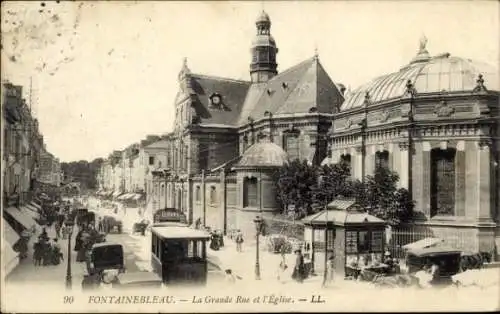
[207,235,322,286]
[6,225,87,287]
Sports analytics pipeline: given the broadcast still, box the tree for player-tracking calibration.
[61,157,104,190]
[360,166,414,225]
[273,159,317,217]
[312,162,352,208]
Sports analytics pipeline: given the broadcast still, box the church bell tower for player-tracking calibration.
[250,11,278,83]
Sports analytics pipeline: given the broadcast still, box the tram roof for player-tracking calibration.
[151,226,211,240]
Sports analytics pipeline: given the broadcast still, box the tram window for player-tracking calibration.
[152,234,157,256]
[197,240,204,258]
[188,241,194,258]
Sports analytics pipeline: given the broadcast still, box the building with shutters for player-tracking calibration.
[324,36,499,254]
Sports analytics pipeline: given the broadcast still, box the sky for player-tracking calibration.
[2,1,499,162]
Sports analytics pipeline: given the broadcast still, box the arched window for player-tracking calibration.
[195,186,201,203]
[284,132,300,161]
[243,177,259,208]
[340,154,352,175]
[375,150,389,169]
[430,148,456,217]
[209,186,217,204]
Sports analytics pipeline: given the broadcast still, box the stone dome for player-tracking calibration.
[256,10,271,25]
[341,52,499,111]
[236,142,288,169]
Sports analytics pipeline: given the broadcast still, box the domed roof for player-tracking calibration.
[341,52,499,111]
[256,10,271,24]
[236,142,288,169]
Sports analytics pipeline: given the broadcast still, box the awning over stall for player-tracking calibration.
[112,191,122,197]
[3,218,20,246]
[20,206,40,221]
[29,201,42,210]
[2,235,19,276]
[132,193,144,200]
[4,207,37,231]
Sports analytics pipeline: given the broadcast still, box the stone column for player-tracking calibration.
[464,141,478,219]
[398,142,410,189]
[421,142,431,217]
[365,145,375,176]
[201,170,206,225]
[354,146,363,181]
[220,170,227,233]
[477,140,492,222]
[455,141,466,217]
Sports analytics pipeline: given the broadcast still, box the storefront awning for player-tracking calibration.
[117,193,129,200]
[3,218,20,246]
[25,204,39,213]
[29,201,42,210]
[2,239,19,276]
[132,193,143,200]
[21,205,39,220]
[4,207,37,231]
[112,191,122,197]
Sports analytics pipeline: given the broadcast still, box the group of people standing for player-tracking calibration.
[33,228,63,266]
[74,224,100,263]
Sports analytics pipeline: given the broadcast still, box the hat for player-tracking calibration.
[384,251,391,256]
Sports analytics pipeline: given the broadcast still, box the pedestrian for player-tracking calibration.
[55,222,61,239]
[51,238,63,265]
[217,230,225,248]
[224,269,236,284]
[325,254,335,285]
[292,249,306,283]
[33,239,43,266]
[209,231,220,251]
[277,260,288,283]
[235,230,244,253]
[97,217,103,232]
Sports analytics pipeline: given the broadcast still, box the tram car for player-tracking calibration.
[151,224,211,286]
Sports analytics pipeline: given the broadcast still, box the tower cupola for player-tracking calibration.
[250,10,278,83]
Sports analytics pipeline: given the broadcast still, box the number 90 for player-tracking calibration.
[63,296,74,304]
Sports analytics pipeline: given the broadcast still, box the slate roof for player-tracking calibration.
[186,56,344,127]
[237,56,344,124]
[144,140,170,149]
[189,74,251,126]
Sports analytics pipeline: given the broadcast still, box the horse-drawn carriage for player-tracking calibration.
[356,243,463,289]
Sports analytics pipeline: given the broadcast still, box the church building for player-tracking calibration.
[153,11,344,237]
[149,11,499,252]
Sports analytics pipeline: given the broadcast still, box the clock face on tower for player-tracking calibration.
[212,95,221,105]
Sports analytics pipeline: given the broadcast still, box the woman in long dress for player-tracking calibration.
[291,249,306,283]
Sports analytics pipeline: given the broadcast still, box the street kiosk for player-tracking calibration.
[302,199,386,278]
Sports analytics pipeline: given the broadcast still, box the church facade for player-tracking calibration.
[153,11,344,237]
[135,12,498,253]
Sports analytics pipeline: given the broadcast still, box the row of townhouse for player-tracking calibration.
[2,80,63,276]
[2,81,62,207]
[96,135,171,207]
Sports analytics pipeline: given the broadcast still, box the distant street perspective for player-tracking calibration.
[2,2,500,313]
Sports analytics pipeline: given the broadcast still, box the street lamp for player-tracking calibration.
[65,219,75,290]
[253,215,264,280]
